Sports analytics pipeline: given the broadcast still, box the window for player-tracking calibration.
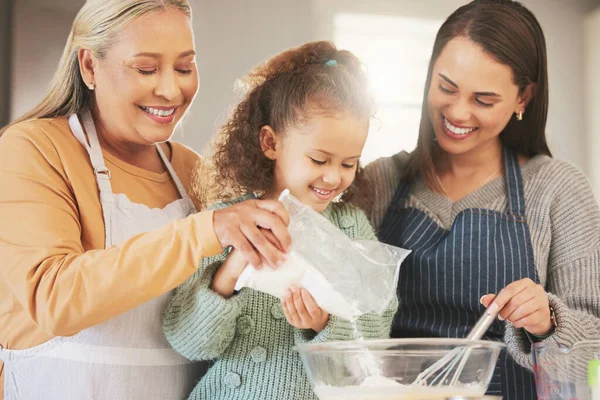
[333,13,443,163]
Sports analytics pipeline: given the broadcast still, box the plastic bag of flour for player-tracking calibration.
[234,190,410,321]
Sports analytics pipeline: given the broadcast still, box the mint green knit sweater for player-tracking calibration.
[163,196,398,400]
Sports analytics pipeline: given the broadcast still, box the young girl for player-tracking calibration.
[163,41,397,400]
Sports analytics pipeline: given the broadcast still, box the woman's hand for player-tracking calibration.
[213,199,292,269]
[480,278,554,336]
[282,285,329,333]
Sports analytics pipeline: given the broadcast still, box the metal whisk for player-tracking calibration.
[412,305,502,387]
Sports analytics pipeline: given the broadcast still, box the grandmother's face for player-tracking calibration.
[89,8,198,145]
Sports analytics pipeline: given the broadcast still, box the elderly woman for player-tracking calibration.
[364,1,600,399]
[0,1,290,399]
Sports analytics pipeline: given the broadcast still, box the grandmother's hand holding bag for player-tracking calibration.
[234,190,411,321]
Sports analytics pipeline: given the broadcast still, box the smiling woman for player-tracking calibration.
[428,36,532,156]
[0,1,292,399]
[77,7,199,171]
[363,1,600,399]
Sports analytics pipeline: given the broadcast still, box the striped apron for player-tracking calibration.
[379,149,538,399]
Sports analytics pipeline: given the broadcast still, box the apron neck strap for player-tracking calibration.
[389,148,526,217]
[156,144,191,202]
[69,111,113,195]
[70,111,195,210]
[503,148,526,216]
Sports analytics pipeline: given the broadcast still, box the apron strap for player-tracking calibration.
[0,347,8,362]
[69,111,115,247]
[384,148,526,217]
[503,149,526,216]
[69,111,114,197]
[156,145,189,201]
[389,176,413,209]
[378,174,413,240]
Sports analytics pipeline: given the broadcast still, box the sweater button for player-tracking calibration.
[271,303,285,319]
[250,346,267,363]
[237,315,254,336]
[224,372,241,389]
[339,216,355,229]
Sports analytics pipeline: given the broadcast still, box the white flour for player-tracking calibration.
[314,376,485,400]
[234,250,359,321]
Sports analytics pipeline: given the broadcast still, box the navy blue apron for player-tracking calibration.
[379,149,538,399]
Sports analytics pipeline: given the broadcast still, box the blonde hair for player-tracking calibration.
[0,0,191,135]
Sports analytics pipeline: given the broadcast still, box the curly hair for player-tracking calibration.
[196,41,374,208]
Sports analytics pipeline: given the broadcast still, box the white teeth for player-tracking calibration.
[444,117,476,135]
[311,186,332,196]
[141,106,176,117]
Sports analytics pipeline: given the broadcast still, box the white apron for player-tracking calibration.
[0,111,206,399]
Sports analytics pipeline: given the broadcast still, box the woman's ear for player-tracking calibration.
[78,48,97,89]
[259,125,280,160]
[516,82,536,113]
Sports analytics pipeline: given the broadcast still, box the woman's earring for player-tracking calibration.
[516,111,523,121]
[88,83,95,91]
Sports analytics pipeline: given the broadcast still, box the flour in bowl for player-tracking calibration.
[313,376,485,400]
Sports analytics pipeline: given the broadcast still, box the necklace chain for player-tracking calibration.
[436,166,502,198]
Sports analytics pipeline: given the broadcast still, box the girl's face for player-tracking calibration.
[84,8,199,145]
[427,37,530,157]
[262,111,369,213]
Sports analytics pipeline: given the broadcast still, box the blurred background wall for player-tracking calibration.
[3,0,600,198]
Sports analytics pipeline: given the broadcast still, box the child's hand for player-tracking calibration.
[282,285,329,333]
[211,249,248,298]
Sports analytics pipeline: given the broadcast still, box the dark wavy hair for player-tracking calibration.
[405,0,551,190]
[195,41,374,207]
